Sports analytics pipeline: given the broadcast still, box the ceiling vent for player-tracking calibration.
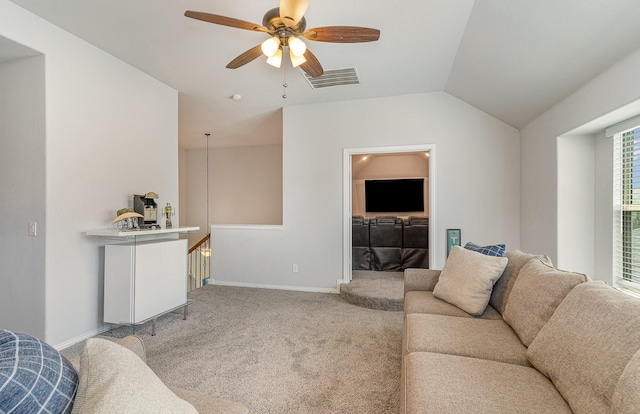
[303,68,360,89]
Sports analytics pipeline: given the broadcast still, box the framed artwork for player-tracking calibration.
[446,229,461,257]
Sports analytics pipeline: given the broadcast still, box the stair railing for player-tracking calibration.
[187,233,211,291]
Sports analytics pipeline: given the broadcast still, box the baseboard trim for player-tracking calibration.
[214,280,340,294]
[54,324,114,351]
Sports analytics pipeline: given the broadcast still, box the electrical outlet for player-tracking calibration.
[292,264,299,273]
[28,222,37,236]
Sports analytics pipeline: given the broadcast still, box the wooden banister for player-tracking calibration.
[189,233,211,254]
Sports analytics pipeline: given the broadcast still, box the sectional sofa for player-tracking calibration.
[401,246,640,413]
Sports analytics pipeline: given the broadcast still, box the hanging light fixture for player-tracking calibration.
[266,47,283,68]
[261,36,281,57]
[289,49,306,68]
[288,36,306,57]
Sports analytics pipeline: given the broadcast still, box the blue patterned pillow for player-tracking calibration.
[464,241,506,257]
[0,330,78,414]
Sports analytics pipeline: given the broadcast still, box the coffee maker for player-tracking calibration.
[133,193,159,229]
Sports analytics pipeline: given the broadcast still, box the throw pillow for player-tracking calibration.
[464,241,506,257]
[71,338,197,414]
[0,330,78,414]
[432,246,508,316]
[502,258,588,346]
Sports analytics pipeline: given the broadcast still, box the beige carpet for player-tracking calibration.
[340,271,404,311]
[63,285,403,413]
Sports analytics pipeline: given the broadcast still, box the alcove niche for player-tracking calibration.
[0,36,46,337]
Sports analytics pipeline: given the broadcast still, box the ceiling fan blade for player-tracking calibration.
[279,0,309,27]
[303,26,380,43]
[300,49,323,78]
[185,11,269,32]
[226,45,264,69]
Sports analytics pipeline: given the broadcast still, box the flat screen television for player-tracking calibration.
[365,178,424,213]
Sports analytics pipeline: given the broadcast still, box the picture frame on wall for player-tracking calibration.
[446,229,461,257]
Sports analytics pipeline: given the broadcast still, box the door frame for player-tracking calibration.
[342,144,436,284]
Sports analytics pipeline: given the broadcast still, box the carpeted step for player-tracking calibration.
[340,271,404,311]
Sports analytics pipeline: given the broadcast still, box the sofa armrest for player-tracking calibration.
[404,268,441,294]
[115,335,147,363]
[67,335,146,371]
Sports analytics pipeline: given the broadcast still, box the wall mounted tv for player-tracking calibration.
[365,178,424,213]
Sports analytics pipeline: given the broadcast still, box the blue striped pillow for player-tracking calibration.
[0,330,78,414]
[464,241,506,257]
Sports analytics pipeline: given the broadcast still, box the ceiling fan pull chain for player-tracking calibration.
[282,58,288,99]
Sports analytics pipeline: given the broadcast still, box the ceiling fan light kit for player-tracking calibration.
[261,36,281,57]
[288,37,306,57]
[184,0,380,83]
[266,48,283,68]
[289,49,307,68]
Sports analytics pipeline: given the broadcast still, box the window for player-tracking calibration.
[611,117,640,293]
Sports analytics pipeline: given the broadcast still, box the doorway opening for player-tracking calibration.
[342,144,436,284]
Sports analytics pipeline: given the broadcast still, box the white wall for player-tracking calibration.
[521,46,640,281]
[0,1,179,347]
[211,92,520,291]
[0,54,46,338]
[594,132,614,285]
[557,135,595,276]
[183,144,283,243]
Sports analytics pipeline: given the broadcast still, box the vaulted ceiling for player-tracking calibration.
[7,0,640,148]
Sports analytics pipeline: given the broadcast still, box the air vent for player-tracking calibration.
[303,68,360,89]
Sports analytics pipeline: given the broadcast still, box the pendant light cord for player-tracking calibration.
[205,133,210,232]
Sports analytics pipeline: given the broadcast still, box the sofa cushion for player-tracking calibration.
[0,330,78,414]
[402,352,572,414]
[463,241,505,257]
[612,348,640,414]
[527,282,640,414]
[502,258,587,346]
[489,250,553,314]
[404,291,502,320]
[433,246,508,316]
[404,313,530,366]
[72,338,197,414]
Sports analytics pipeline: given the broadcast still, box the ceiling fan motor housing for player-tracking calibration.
[263,7,306,45]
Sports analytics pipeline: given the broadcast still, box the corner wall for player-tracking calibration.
[0,1,179,347]
[521,46,640,278]
[0,54,46,337]
[211,92,520,290]
[183,143,283,242]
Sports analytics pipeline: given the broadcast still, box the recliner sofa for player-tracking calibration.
[352,215,429,271]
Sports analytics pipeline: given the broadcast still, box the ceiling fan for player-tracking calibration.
[184,0,380,78]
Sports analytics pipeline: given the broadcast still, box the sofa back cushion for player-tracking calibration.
[527,282,640,414]
[432,246,507,316]
[612,348,640,414]
[489,250,552,314]
[502,258,588,346]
